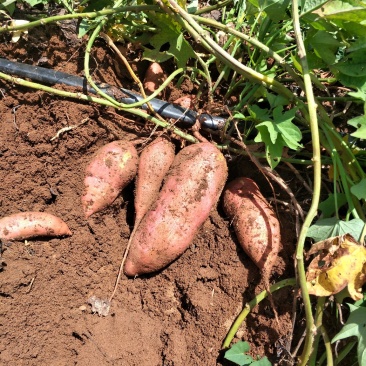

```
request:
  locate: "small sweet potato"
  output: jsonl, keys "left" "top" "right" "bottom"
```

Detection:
{"left": 0, "top": 212, "right": 72, "bottom": 241}
{"left": 143, "top": 62, "right": 166, "bottom": 95}
{"left": 222, "top": 177, "right": 281, "bottom": 279}
{"left": 134, "top": 136, "right": 175, "bottom": 226}
{"left": 124, "top": 142, "right": 228, "bottom": 276}
{"left": 81, "top": 141, "right": 138, "bottom": 218}
{"left": 173, "top": 95, "right": 194, "bottom": 110}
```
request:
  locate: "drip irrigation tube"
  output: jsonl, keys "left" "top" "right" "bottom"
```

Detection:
{"left": 0, "top": 58, "right": 227, "bottom": 130}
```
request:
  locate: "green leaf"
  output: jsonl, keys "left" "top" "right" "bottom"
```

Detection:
{"left": 348, "top": 89, "right": 366, "bottom": 101}
{"left": 0, "top": 0, "right": 16, "bottom": 14}
{"left": 249, "top": 105, "right": 271, "bottom": 120}
{"left": 224, "top": 341, "right": 252, "bottom": 365}
{"left": 272, "top": 107, "right": 302, "bottom": 150}
{"left": 337, "top": 72, "right": 366, "bottom": 92}
{"left": 300, "top": 0, "right": 328, "bottom": 15}
{"left": 309, "top": 30, "right": 341, "bottom": 65}
{"left": 267, "top": 93, "right": 289, "bottom": 108}
{"left": 24, "top": 0, "right": 48, "bottom": 6}
{"left": 332, "top": 304, "right": 366, "bottom": 366}
{"left": 255, "top": 122, "right": 282, "bottom": 169}
{"left": 258, "top": 0, "right": 291, "bottom": 22}
{"left": 318, "top": 193, "right": 347, "bottom": 218}
{"left": 256, "top": 120, "right": 278, "bottom": 145}
{"left": 143, "top": 13, "right": 195, "bottom": 67}
{"left": 348, "top": 37, "right": 366, "bottom": 53}
{"left": 254, "top": 106, "right": 302, "bottom": 169}
{"left": 251, "top": 357, "right": 272, "bottom": 366}
{"left": 325, "top": 7, "right": 366, "bottom": 23}
{"left": 78, "top": 18, "right": 100, "bottom": 38}
{"left": 348, "top": 115, "right": 366, "bottom": 138}
{"left": 320, "top": 2, "right": 366, "bottom": 35}
{"left": 224, "top": 341, "right": 272, "bottom": 366}
{"left": 351, "top": 178, "right": 366, "bottom": 200}
{"left": 334, "top": 61, "right": 366, "bottom": 78}
{"left": 187, "top": 0, "right": 198, "bottom": 13}
{"left": 307, "top": 217, "right": 365, "bottom": 242}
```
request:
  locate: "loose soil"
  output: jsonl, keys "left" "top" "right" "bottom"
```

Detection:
{"left": 0, "top": 22, "right": 305, "bottom": 366}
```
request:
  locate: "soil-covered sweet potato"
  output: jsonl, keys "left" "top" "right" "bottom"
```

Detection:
{"left": 0, "top": 212, "right": 72, "bottom": 241}
{"left": 222, "top": 177, "right": 281, "bottom": 279}
{"left": 81, "top": 141, "right": 138, "bottom": 218}
{"left": 143, "top": 62, "right": 166, "bottom": 95}
{"left": 124, "top": 142, "right": 228, "bottom": 276}
{"left": 134, "top": 136, "right": 175, "bottom": 226}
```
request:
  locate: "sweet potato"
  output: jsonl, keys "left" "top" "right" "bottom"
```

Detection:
{"left": 143, "top": 62, "right": 166, "bottom": 95}
{"left": 124, "top": 142, "right": 228, "bottom": 276}
{"left": 222, "top": 177, "right": 281, "bottom": 279}
{"left": 81, "top": 141, "right": 138, "bottom": 218}
{"left": 134, "top": 136, "right": 175, "bottom": 226}
{"left": 173, "top": 95, "right": 194, "bottom": 110}
{"left": 0, "top": 212, "right": 72, "bottom": 241}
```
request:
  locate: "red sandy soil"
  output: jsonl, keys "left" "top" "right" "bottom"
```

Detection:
{"left": 0, "top": 22, "right": 303, "bottom": 366}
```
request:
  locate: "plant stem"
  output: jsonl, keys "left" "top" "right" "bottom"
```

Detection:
{"left": 194, "top": 0, "right": 232, "bottom": 15}
{"left": 292, "top": 1, "right": 320, "bottom": 364}
{"left": 0, "top": 72, "right": 198, "bottom": 143}
{"left": 320, "top": 325, "right": 334, "bottom": 366}
{"left": 192, "top": 14, "right": 305, "bottom": 90}
{"left": 0, "top": 5, "right": 161, "bottom": 34}
{"left": 222, "top": 278, "right": 297, "bottom": 349}
{"left": 159, "top": 0, "right": 299, "bottom": 103}
{"left": 84, "top": 20, "right": 120, "bottom": 106}
{"left": 308, "top": 297, "right": 326, "bottom": 366}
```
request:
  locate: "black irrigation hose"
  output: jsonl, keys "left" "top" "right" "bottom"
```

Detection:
{"left": 0, "top": 58, "right": 227, "bottom": 130}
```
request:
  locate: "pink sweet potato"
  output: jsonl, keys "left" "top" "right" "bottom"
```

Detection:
{"left": 0, "top": 212, "right": 72, "bottom": 241}
{"left": 143, "top": 62, "right": 166, "bottom": 95}
{"left": 124, "top": 142, "right": 228, "bottom": 276}
{"left": 81, "top": 140, "right": 138, "bottom": 218}
{"left": 222, "top": 177, "right": 281, "bottom": 279}
{"left": 173, "top": 95, "right": 194, "bottom": 110}
{"left": 134, "top": 136, "right": 175, "bottom": 226}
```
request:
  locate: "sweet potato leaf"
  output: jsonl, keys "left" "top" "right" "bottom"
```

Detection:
{"left": 299, "top": 0, "right": 328, "bottom": 15}
{"left": 142, "top": 13, "right": 195, "bottom": 67}
{"left": 307, "top": 217, "right": 365, "bottom": 242}
{"left": 348, "top": 115, "right": 366, "bottom": 139}
{"left": 224, "top": 341, "right": 272, "bottom": 366}
{"left": 257, "top": 0, "right": 290, "bottom": 22}
{"left": 318, "top": 193, "right": 347, "bottom": 218}
{"left": 351, "top": 178, "right": 366, "bottom": 200}
{"left": 309, "top": 30, "right": 341, "bottom": 65}
{"left": 254, "top": 106, "right": 302, "bottom": 168}
{"left": 332, "top": 304, "right": 366, "bottom": 366}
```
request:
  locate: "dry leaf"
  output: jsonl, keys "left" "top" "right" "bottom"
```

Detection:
{"left": 306, "top": 234, "right": 366, "bottom": 300}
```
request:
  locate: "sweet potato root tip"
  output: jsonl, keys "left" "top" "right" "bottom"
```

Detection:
{"left": 222, "top": 177, "right": 281, "bottom": 276}
{"left": 124, "top": 142, "right": 228, "bottom": 276}
{"left": 0, "top": 212, "right": 72, "bottom": 241}
{"left": 81, "top": 141, "right": 139, "bottom": 218}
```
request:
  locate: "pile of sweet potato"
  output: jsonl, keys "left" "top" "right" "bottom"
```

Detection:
{"left": 0, "top": 136, "right": 281, "bottom": 280}
{"left": 0, "top": 61, "right": 281, "bottom": 280}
